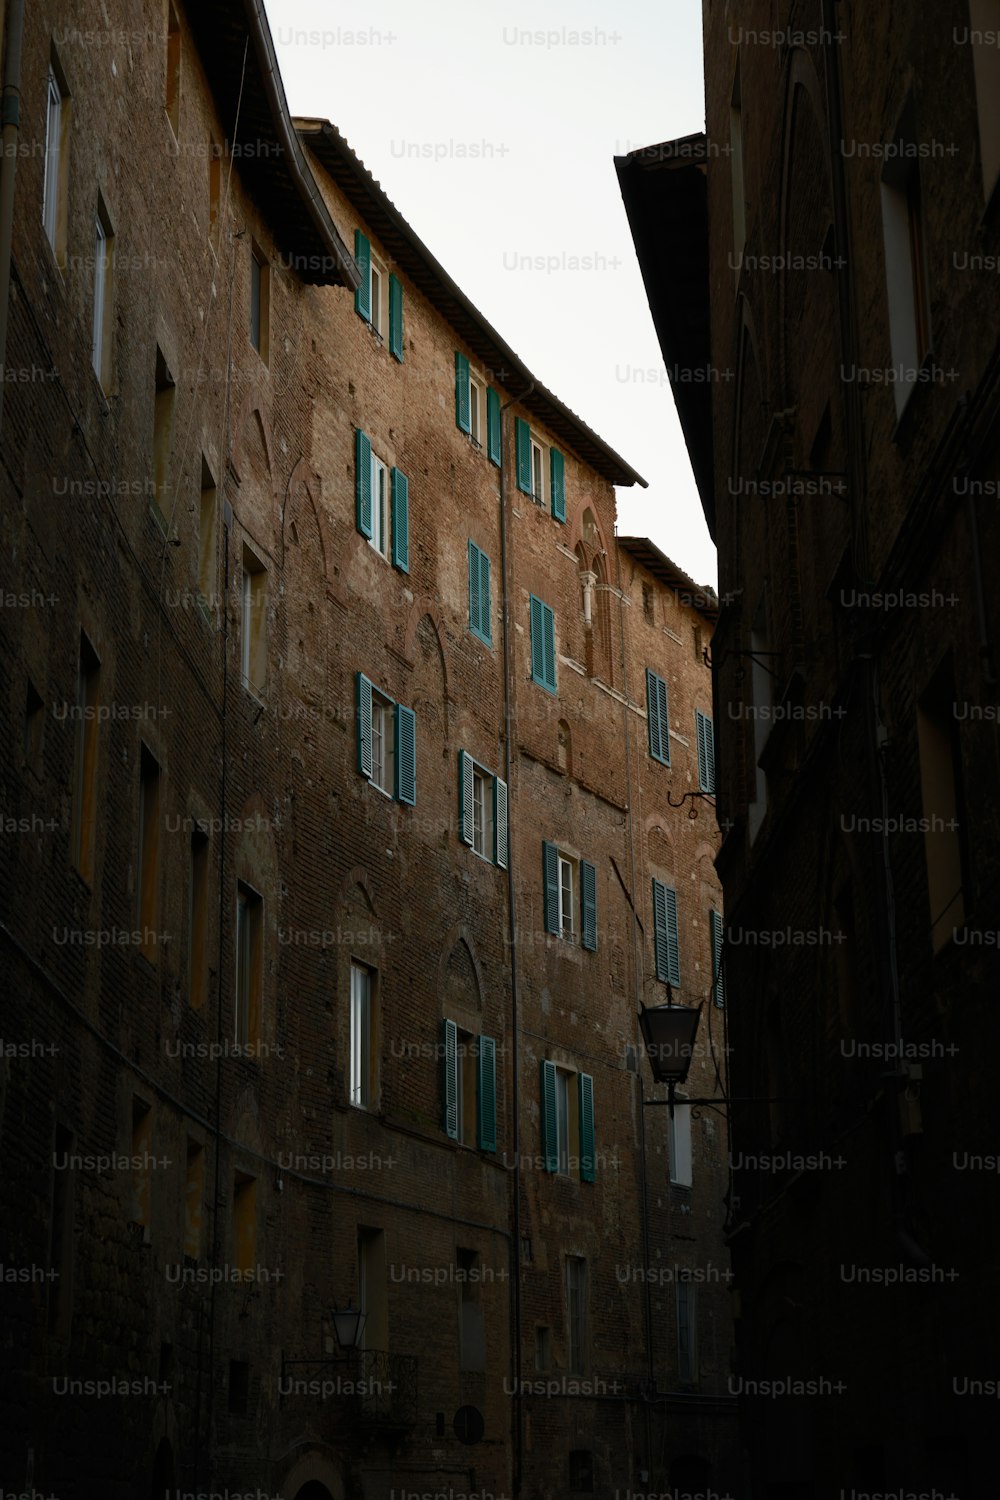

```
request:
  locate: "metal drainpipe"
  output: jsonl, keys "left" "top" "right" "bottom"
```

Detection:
{"left": 0, "top": 0, "right": 26, "bottom": 435}
{"left": 499, "top": 381, "right": 532, "bottom": 1500}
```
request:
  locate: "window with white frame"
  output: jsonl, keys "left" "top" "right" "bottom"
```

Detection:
{"left": 370, "top": 688, "right": 395, "bottom": 797}
{"left": 43, "top": 62, "right": 68, "bottom": 259}
{"left": 370, "top": 453, "right": 389, "bottom": 557}
{"left": 555, "top": 1067, "right": 571, "bottom": 1174}
{"left": 350, "top": 962, "right": 374, "bottom": 1108}
{"left": 531, "top": 435, "right": 546, "bottom": 505}
{"left": 558, "top": 853, "right": 577, "bottom": 941}
{"left": 369, "top": 253, "right": 386, "bottom": 337}
{"left": 91, "top": 204, "right": 114, "bottom": 387}
{"left": 469, "top": 375, "right": 483, "bottom": 445}
{"left": 471, "top": 764, "right": 494, "bottom": 859}
{"left": 668, "top": 1099, "right": 692, "bottom": 1186}
{"left": 240, "top": 548, "right": 267, "bottom": 696}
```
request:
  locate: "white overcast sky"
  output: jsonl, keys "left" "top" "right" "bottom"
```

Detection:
{"left": 266, "top": 0, "right": 714, "bottom": 587}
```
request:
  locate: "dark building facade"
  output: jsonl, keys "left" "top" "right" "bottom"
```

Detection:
{"left": 618, "top": 2, "right": 1000, "bottom": 1495}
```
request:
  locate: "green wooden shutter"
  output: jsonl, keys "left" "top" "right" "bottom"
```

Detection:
{"left": 395, "top": 703, "right": 416, "bottom": 805}
{"left": 455, "top": 352, "right": 471, "bottom": 433}
{"left": 543, "top": 603, "right": 556, "bottom": 691}
{"left": 458, "top": 751, "right": 474, "bottom": 846}
{"left": 697, "top": 711, "right": 715, "bottom": 793}
{"left": 515, "top": 417, "right": 532, "bottom": 494}
{"left": 443, "top": 1018, "right": 459, "bottom": 1139}
{"left": 391, "top": 468, "right": 409, "bottom": 572}
{"left": 550, "top": 448, "right": 566, "bottom": 522}
{"left": 388, "top": 272, "right": 403, "bottom": 360}
{"left": 355, "top": 430, "right": 372, "bottom": 539}
{"left": 541, "top": 1058, "right": 558, "bottom": 1172}
{"left": 581, "top": 860, "right": 597, "bottom": 952}
{"left": 647, "top": 669, "right": 670, "bottom": 765}
{"left": 494, "top": 775, "right": 508, "bottom": 869}
{"left": 653, "top": 879, "right": 680, "bottom": 985}
{"left": 530, "top": 595, "right": 545, "bottom": 683}
{"left": 578, "top": 1072, "right": 595, "bottom": 1182}
{"left": 543, "top": 840, "right": 559, "bottom": 934}
{"left": 711, "top": 909, "right": 725, "bottom": 1007}
{"left": 356, "top": 673, "right": 373, "bottom": 779}
{"left": 478, "top": 1035, "right": 497, "bottom": 1152}
{"left": 479, "top": 549, "right": 492, "bottom": 644}
{"left": 468, "top": 541, "right": 480, "bottom": 637}
{"left": 487, "top": 387, "right": 501, "bottom": 465}
{"left": 354, "top": 230, "right": 371, "bottom": 320}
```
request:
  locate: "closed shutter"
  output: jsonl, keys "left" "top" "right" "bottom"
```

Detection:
{"left": 458, "top": 751, "right": 474, "bottom": 846}
{"left": 647, "top": 669, "right": 670, "bottom": 765}
{"left": 697, "top": 711, "right": 715, "bottom": 793}
{"left": 391, "top": 468, "right": 409, "bottom": 572}
{"left": 478, "top": 1035, "right": 497, "bottom": 1152}
{"left": 388, "top": 272, "right": 403, "bottom": 360}
{"left": 479, "top": 549, "right": 491, "bottom": 643}
{"left": 395, "top": 704, "right": 416, "bottom": 805}
{"left": 531, "top": 597, "right": 556, "bottom": 692}
{"left": 494, "top": 775, "right": 508, "bottom": 869}
{"left": 550, "top": 448, "right": 566, "bottom": 522}
{"left": 515, "top": 417, "right": 532, "bottom": 494}
{"left": 354, "top": 230, "right": 371, "bottom": 320}
{"left": 578, "top": 1072, "right": 595, "bottom": 1182}
{"left": 543, "top": 841, "right": 559, "bottom": 934}
{"left": 443, "top": 1018, "right": 459, "bottom": 1139}
{"left": 455, "top": 352, "right": 471, "bottom": 433}
{"left": 653, "top": 879, "right": 680, "bottom": 986}
{"left": 355, "top": 430, "right": 373, "bottom": 539}
{"left": 540, "top": 1058, "right": 558, "bottom": 1172}
{"left": 711, "top": 909, "right": 725, "bottom": 1007}
{"left": 581, "top": 860, "right": 597, "bottom": 952}
{"left": 487, "top": 387, "right": 501, "bottom": 465}
{"left": 356, "top": 673, "right": 373, "bottom": 779}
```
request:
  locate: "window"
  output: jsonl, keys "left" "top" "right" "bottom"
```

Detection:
{"left": 459, "top": 752, "right": 507, "bottom": 866}
{"left": 184, "top": 1140, "right": 204, "bottom": 1258}
{"left": 668, "top": 1099, "right": 692, "bottom": 1186}
{"left": 354, "top": 231, "right": 400, "bottom": 354}
{"left": 469, "top": 375, "right": 483, "bottom": 444}
{"left": 250, "top": 243, "right": 269, "bottom": 363}
{"left": 646, "top": 669, "right": 671, "bottom": 764}
{"left": 358, "top": 1227, "right": 388, "bottom": 1350}
{"left": 235, "top": 882, "right": 263, "bottom": 1048}
{"left": 198, "top": 457, "right": 217, "bottom": 605}
{"left": 970, "top": 0, "right": 1000, "bottom": 199}
{"left": 165, "top": 2, "right": 180, "bottom": 136}
{"left": 696, "top": 710, "right": 715, "bottom": 793}
{"left": 566, "top": 1257, "right": 587, "bottom": 1374}
{"left": 356, "top": 675, "right": 416, "bottom": 805}
{"left": 535, "top": 1326, "right": 551, "bottom": 1372}
{"left": 514, "top": 419, "right": 565, "bottom": 518}
{"left": 468, "top": 540, "right": 492, "bottom": 644}
{"left": 23, "top": 679, "right": 44, "bottom": 774}
{"left": 880, "top": 105, "right": 931, "bottom": 417}
{"left": 208, "top": 137, "right": 222, "bottom": 243}
{"left": 542, "top": 842, "right": 597, "bottom": 950}
{"left": 43, "top": 57, "right": 70, "bottom": 265}
{"left": 642, "top": 583, "right": 654, "bottom": 624}
{"left": 676, "top": 1283, "right": 697, "bottom": 1387}
{"left": 91, "top": 199, "right": 114, "bottom": 389}
{"left": 240, "top": 547, "right": 267, "bottom": 695}
{"left": 232, "top": 1172, "right": 256, "bottom": 1275}
{"left": 153, "top": 346, "right": 175, "bottom": 529}
{"left": 71, "top": 631, "right": 100, "bottom": 883}
{"left": 369, "top": 255, "right": 385, "bottom": 336}
{"left": 530, "top": 594, "right": 557, "bottom": 693}
{"left": 918, "top": 666, "right": 968, "bottom": 952}
{"left": 189, "top": 830, "right": 209, "bottom": 1008}
{"left": 730, "top": 60, "right": 746, "bottom": 259}
{"left": 443, "top": 1021, "right": 498, "bottom": 1151}
{"left": 355, "top": 430, "right": 409, "bottom": 571}
{"left": 710, "top": 909, "right": 725, "bottom": 1008}
{"left": 137, "top": 746, "right": 161, "bottom": 962}
{"left": 350, "top": 962, "right": 375, "bottom": 1108}
{"left": 531, "top": 437, "right": 545, "bottom": 504}
{"left": 540, "top": 1060, "right": 596, "bottom": 1181}
{"left": 458, "top": 1248, "right": 485, "bottom": 1371}
{"left": 130, "top": 1097, "right": 152, "bottom": 1237}
{"left": 456, "top": 355, "right": 500, "bottom": 460}
{"left": 652, "top": 879, "right": 680, "bottom": 986}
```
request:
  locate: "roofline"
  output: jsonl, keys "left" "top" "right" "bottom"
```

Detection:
{"left": 296, "top": 117, "right": 648, "bottom": 489}
{"left": 617, "top": 535, "right": 718, "bottom": 621}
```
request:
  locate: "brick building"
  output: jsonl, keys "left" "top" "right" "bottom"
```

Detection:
{"left": 618, "top": 1, "right": 1000, "bottom": 1494}
{"left": 0, "top": 0, "right": 737, "bottom": 1495}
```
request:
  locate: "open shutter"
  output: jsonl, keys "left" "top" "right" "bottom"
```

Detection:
{"left": 578, "top": 1072, "right": 595, "bottom": 1182}
{"left": 443, "top": 1018, "right": 459, "bottom": 1139}
{"left": 581, "top": 860, "right": 597, "bottom": 952}
{"left": 543, "top": 603, "right": 556, "bottom": 691}
{"left": 541, "top": 1058, "right": 558, "bottom": 1172}
{"left": 494, "top": 775, "right": 508, "bottom": 869}
{"left": 711, "top": 909, "right": 725, "bottom": 1007}
{"left": 395, "top": 704, "right": 416, "bottom": 805}
{"left": 388, "top": 272, "right": 403, "bottom": 360}
{"left": 391, "top": 468, "right": 409, "bottom": 572}
{"left": 550, "top": 448, "right": 566, "bottom": 522}
{"left": 355, "top": 430, "right": 373, "bottom": 539}
{"left": 468, "top": 541, "right": 480, "bottom": 636}
{"left": 479, "top": 549, "right": 491, "bottom": 643}
{"left": 653, "top": 879, "right": 680, "bottom": 985}
{"left": 354, "top": 230, "right": 371, "bottom": 320}
{"left": 455, "top": 352, "right": 471, "bottom": 432}
{"left": 356, "top": 673, "right": 373, "bottom": 779}
{"left": 478, "top": 1035, "right": 497, "bottom": 1152}
{"left": 543, "top": 840, "right": 559, "bottom": 934}
{"left": 487, "top": 387, "right": 501, "bottom": 465}
{"left": 530, "top": 595, "right": 545, "bottom": 683}
{"left": 458, "top": 751, "right": 474, "bottom": 846}
{"left": 515, "top": 417, "right": 532, "bottom": 494}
